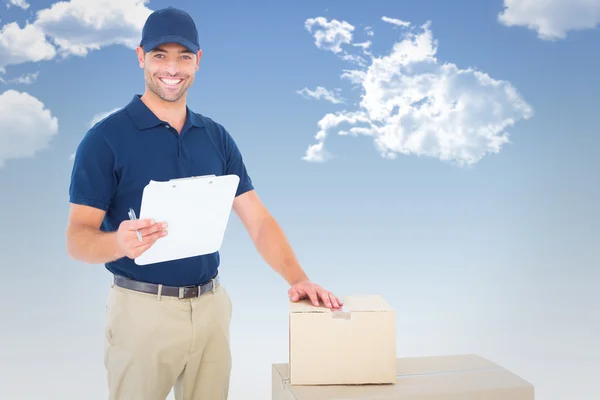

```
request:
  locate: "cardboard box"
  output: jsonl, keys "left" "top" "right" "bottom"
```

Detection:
{"left": 272, "top": 354, "right": 535, "bottom": 400}
{"left": 288, "top": 295, "right": 396, "bottom": 385}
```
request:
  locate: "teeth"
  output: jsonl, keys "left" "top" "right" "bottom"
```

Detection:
{"left": 161, "top": 78, "right": 181, "bottom": 85}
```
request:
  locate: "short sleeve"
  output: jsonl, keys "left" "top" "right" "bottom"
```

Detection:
{"left": 223, "top": 129, "right": 254, "bottom": 197}
{"left": 69, "top": 129, "right": 117, "bottom": 211}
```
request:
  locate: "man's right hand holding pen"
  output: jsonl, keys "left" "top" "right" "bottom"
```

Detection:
{"left": 116, "top": 218, "right": 168, "bottom": 259}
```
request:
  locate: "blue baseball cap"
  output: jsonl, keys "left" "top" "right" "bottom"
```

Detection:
{"left": 140, "top": 7, "right": 200, "bottom": 54}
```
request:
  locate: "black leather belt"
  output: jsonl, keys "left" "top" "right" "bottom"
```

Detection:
{"left": 113, "top": 274, "right": 219, "bottom": 299}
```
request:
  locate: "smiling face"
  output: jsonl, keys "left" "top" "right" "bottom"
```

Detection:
{"left": 136, "top": 42, "right": 201, "bottom": 104}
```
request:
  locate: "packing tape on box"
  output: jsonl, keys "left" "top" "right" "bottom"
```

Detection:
{"left": 331, "top": 306, "right": 351, "bottom": 319}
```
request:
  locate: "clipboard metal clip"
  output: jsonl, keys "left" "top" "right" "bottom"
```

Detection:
{"left": 168, "top": 174, "right": 216, "bottom": 187}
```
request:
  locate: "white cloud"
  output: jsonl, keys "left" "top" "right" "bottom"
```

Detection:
{"left": 303, "top": 141, "right": 330, "bottom": 163}
{"left": 0, "top": 90, "right": 58, "bottom": 168}
{"left": 382, "top": 16, "right": 410, "bottom": 27}
{"left": 9, "top": 71, "right": 38, "bottom": 84}
{"left": 34, "top": 0, "right": 153, "bottom": 57}
{"left": 304, "top": 17, "right": 354, "bottom": 54}
{"left": 0, "top": 0, "right": 152, "bottom": 69}
{"left": 8, "top": 0, "right": 29, "bottom": 10}
{"left": 304, "top": 16, "right": 372, "bottom": 68}
{"left": 339, "top": 69, "right": 366, "bottom": 86}
{"left": 498, "top": 0, "right": 600, "bottom": 40}
{"left": 297, "top": 86, "right": 345, "bottom": 104}
{"left": 0, "top": 68, "right": 39, "bottom": 84}
{"left": 0, "top": 22, "right": 56, "bottom": 68}
{"left": 302, "top": 110, "right": 371, "bottom": 163}
{"left": 301, "top": 18, "right": 533, "bottom": 166}
{"left": 352, "top": 41, "right": 371, "bottom": 50}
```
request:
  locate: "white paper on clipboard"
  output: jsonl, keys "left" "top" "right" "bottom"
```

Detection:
{"left": 134, "top": 174, "right": 240, "bottom": 266}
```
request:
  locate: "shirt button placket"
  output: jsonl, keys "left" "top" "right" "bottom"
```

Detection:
{"left": 165, "top": 124, "right": 180, "bottom": 157}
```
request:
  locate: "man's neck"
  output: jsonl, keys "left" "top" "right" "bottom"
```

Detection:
{"left": 140, "top": 91, "right": 187, "bottom": 130}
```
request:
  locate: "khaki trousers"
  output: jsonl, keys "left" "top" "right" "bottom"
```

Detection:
{"left": 104, "top": 279, "right": 233, "bottom": 400}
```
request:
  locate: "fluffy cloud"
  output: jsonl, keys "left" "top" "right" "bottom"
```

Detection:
{"left": 301, "top": 18, "right": 533, "bottom": 166}
{"left": 9, "top": 71, "right": 38, "bottom": 84}
{"left": 303, "top": 16, "right": 370, "bottom": 68}
{"left": 7, "top": 0, "right": 30, "bottom": 10}
{"left": 498, "top": 0, "right": 600, "bottom": 40}
{"left": 0, "top": 22, "right": 56, "bottom": 68}
{"left": 304, "top": 17, "right": 354, "bottom": 54}
{"left": 0, "top": 71, "right": 39, "bottom": 85}
{"left": 0, "top": 90, "right": 58, "bottom": 168}
{"left": 297, "top": 86, "right": 345, "bottom": 104}
{"left": 0, "top": 0, "right": 152, "bottom": 69}
{"left": 34, "top": 0, "right": 152, "bottom": 57}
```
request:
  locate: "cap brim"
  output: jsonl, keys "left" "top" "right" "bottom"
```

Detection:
{"left": 142, "top": 35, "right": 199, "bottom": 53}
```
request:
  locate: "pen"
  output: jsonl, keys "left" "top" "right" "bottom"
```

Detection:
{"left": 128, "top": 207, "right": 143, "bottom": 242}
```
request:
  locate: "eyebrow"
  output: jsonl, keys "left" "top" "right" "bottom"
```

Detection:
{"left": 151, "top": 47, "right": 194, "bottom": 54}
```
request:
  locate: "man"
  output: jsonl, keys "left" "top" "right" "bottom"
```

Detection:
{"left": 65, "top": 6, "right": 342, "bottom": 400}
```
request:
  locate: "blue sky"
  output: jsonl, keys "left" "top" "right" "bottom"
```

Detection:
{"left": 1, "top": 0, "right": 599, "bottom": 399}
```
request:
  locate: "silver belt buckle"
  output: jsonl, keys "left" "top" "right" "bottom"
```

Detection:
{"left": 178, "top": 287, "right": 185, "bottom": 299}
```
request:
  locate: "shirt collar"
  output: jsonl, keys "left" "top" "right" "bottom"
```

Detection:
{"left": 125, "top": 95, "right": 204, "bottom": 130}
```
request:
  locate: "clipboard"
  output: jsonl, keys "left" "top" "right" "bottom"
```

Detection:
{"left": 134, "top": 174, "right": 240, "bottom": 266}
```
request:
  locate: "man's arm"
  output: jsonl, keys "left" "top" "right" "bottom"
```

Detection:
{"left": 65, "top": 204, "right": 125, "bottom": 264}
{"left": 65, "top": 204, "right": 165, "bottom": 264}
{"left": 232, "top": 190, "right": 309, "bottom": 286}
{"left": 233, "top": 189, "right": 342, "bottom": 308}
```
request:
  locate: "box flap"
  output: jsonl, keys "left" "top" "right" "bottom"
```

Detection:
{"left": 289, "top": 295, "right": 393, "bottom": 313}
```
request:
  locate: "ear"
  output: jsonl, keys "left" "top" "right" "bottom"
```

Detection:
{"left": 195, "top": 49, "right": 202, "bottom": 70}
{"left": 136, "top": 46, "right": 145, "bottom": 68}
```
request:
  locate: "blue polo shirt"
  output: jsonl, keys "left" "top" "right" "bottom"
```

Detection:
{"left": 69, "top": 95, "right": 254, "bottom": 287}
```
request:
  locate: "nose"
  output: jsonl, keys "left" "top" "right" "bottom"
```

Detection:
{"left": 165, "top": 59, "right": 180, "bottom": 75}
